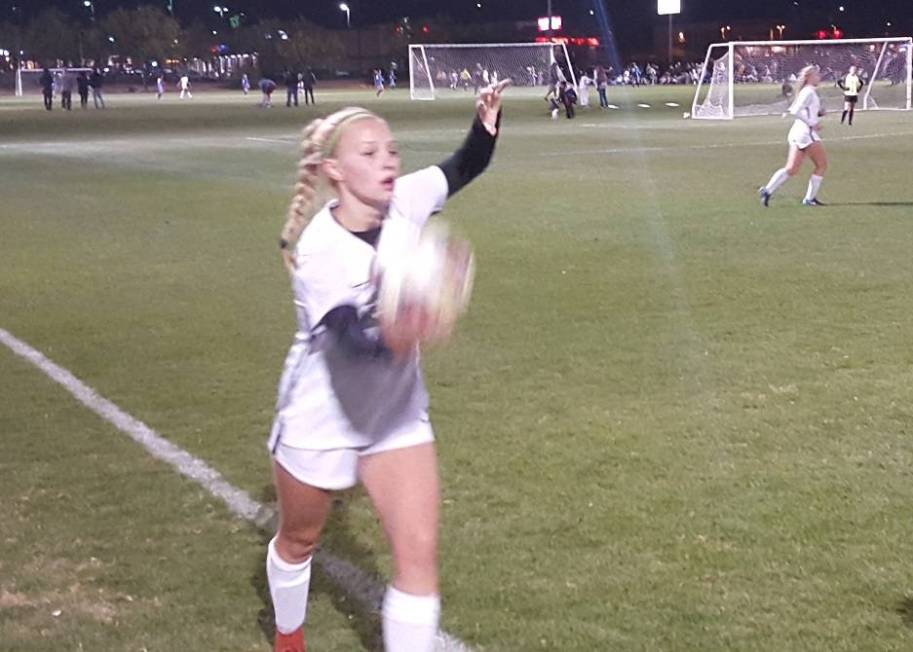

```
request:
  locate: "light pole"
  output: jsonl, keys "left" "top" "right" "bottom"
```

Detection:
{"left": 776, "top": 24, "right": 786, "bottom": 39}
{"left": 83, "top": 0, "right": 95, "bottom": 21}
{"left": 213, "top": 5, "right": 228, "bottom": 19}
{"left": 339, "top": 3, "right": 351, "bottom": 28}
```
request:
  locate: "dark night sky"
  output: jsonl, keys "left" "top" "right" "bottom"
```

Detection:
{"left": 2, "top": 0, "right": 910, "bottom": 36}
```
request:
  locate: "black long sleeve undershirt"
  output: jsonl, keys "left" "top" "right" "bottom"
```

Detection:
{"left": 438, "top": 111, "right": 502, "bottom": 197}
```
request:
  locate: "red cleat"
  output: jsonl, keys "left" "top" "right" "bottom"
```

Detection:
{"left": 274, "top": 628, "right": 305, "bottom": 652}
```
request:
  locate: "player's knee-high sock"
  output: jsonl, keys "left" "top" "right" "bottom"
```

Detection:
{"left": 849, "top": 106, "right": 855, "bottom": 125}
{"left": 841, "top": 110, "right": 848, "bottom": 124}
{"left": 765, "top": 168, "right": 791, "bottom": 195}
{"left": 804, "top": 174, "right": 824, "bottom": 202}
{"left": 267, "top": 537, "right": 312, "bottom": 634}
{"left": 382, "top": 586, "right": 441, "bottom": 652}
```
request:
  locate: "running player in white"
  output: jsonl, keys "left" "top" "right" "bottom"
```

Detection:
{"left": 759, "top": 65, "right": 828, "bottom": 207}
{"left": 178, "top": 74, "right": 192, "bottom": 99}
{"left": 266, "top": 80, "right": 509, "bottom": 652}
{"left": 838, "top": 65, "right": 865, "bottom": 126}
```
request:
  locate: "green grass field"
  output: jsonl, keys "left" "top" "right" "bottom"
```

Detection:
{"left": 3, "top": 85, "right": 913, "bottom": 651}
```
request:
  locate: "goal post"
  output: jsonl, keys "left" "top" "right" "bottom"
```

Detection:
{"left": 408, "top": 42, "right": 576, "bottom": 101}
{"left": 691, "top": 37, "right": 913, "bottom": 120}
{"left": 15, "top": 67, "right": 94, "bottom": 97}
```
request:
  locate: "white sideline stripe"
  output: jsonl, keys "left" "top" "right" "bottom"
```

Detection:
{"left": 0, "top": 327, "right": 472, "bottom": 652}
{"left": 546, "top": 130, "right": 913, "bottom": 157}
{"left": 246, "top": 136, "right": 299, "bottom": 144}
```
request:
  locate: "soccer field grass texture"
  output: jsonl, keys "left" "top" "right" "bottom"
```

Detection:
{"left": 2, "top": 87, "right": 913, "bottom": 651}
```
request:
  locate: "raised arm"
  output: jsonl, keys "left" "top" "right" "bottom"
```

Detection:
{"left": 438, "top": 80, "right": 509, "bottom": 197}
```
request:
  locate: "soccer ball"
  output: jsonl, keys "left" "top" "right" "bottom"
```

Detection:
{"left": 376, "top": 221, "right": 475, "bottom": 345}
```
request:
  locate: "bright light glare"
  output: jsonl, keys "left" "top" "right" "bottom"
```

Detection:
{"left": 657, "top": 0, "right": 681, "bottom": 15}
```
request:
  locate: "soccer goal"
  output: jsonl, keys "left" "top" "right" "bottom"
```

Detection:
{"left": 692, "top": 37, "right": 913, "bottom": 119}
{"left": 408, "top": 42, "right": 576, "bottom": 101}
{"left": 15, "top": 67, "right": 94, "bottom": 97}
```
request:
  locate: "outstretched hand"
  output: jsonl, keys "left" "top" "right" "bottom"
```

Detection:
{"left": 477, "top": 79, "right": 511, "bottom": 136}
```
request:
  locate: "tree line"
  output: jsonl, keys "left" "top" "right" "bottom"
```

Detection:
{"left": 0, "top": 5, "right": 348, "bottom": 73}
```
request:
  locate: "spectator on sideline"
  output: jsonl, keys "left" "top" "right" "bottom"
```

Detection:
{"left": 302, "top": 68, "right": 316, "bottom": 105}
{"left": 60, "top": 68, "right": 75, "bottom": 111}
{"left": 39, "top": 68, "right": 53, "bottom": 111}
{"left": 285, "top": 69, "right": 299, "bottom": 107}
{"left": 241, "top": 73, "right": 251, "bottom": 95}
{"left": 89, "top": 68, "right": 106, "bottom": 109}
{"left": 594, "top": 65, "right": 609, "bottom": 108}
{"left": 76, "top": 71, "right": 90, "bottom": 109}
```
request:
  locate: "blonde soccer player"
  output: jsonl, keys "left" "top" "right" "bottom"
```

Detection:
{"left": 838, "top": 64, "right": 865, "bottom": 126}
{"left": 265, "top": 80, "right": 509, "bottom": 652}
{"left": 759, "top": 65, "right": 828, "bottom": 207}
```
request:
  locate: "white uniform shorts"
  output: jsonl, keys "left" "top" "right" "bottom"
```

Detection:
{"left": 271, "top": 420, "right": 434, "bottom": 491}
{"left": 788, "top": 122, "right": 821, "bottom": 150}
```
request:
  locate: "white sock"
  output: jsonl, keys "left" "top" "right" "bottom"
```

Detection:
{"left": 804, "top": 174, "right": 823, "bottom": 201}
{"left": 765, "top": 167, "right": 791, "bottom": 194}
{"left": 267, "top": 537, "right": 312, "bottom": 635}
{"left": 382, "top": 586, "right": 441, "bottom": 652}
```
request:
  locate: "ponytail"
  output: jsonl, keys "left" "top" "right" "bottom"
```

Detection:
{"left": 279, "top": 107, "right": 379, "bottom": 272}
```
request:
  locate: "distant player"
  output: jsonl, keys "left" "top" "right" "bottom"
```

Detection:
{"left": 837, "top": 65, "right": 865, "bottom": 125}
{"left": 259, "top": 77, "right": 277, "bottom": 107}
{"left": 241, "top": 73, "right": 251, "bottom": 95}
{"left": 759, "top": 65, "right": 828, "bottom": 207}
{"left": 559, "top": 80, "right": 577, "bottom": 119}
{"left": 374, "top": 69, "right": 385, "bottom": 97}
{"left": 156, "top": 73, "right": 165, "bottom": 100}
{"left": 178, "top": 74, "right": 192, "bottom": 99}
{"left": 266, "top": 80, "right": 508, "bottom": 652}
{"left": 577, "top": 70, "right": 592, "bottom": 108}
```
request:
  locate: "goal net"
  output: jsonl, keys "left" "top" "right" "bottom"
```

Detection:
{"left": 692, "top": 38, "right": 912, "bottom": 119}
{"left": 15, "top": 67, "right": 94, "bottom": 97}
{"left": 409, "top": 42, "right": 576, "bottom": 101}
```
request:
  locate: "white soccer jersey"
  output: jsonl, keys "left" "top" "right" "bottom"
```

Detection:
{"left": 269, "top": 166, "right": 449, "bottom": 451}
{"left": 789, "top": 85, "right": 821, "bottom": 129}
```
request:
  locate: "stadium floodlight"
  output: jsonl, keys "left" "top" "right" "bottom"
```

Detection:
{"left": 658, "top": 0, "right": 681, "bottom": 63}
{"left": 213, "top": 5, "right": 228, "bottom": 18}
{"left": 339, "top": 3, "right": 350, "bottom": 28}
{"left": 692, "top": 37, "right": 913, "bottom": 119}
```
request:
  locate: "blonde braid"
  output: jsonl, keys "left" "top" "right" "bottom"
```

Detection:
{"left": 279, "top": 107, "right": 380, "bottom": 272}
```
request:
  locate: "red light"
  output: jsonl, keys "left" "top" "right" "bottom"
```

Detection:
{"left": 817, "top": 30, "right": 828, "bottom": 39}
{"left": 833, "top": 28, "right": 843, "bottom": 38}
{"left": 534, "top": 35, "right": 598, "bottom": 46}
{"left": 422, "top": 25, "right": 429, "bottom": 33}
